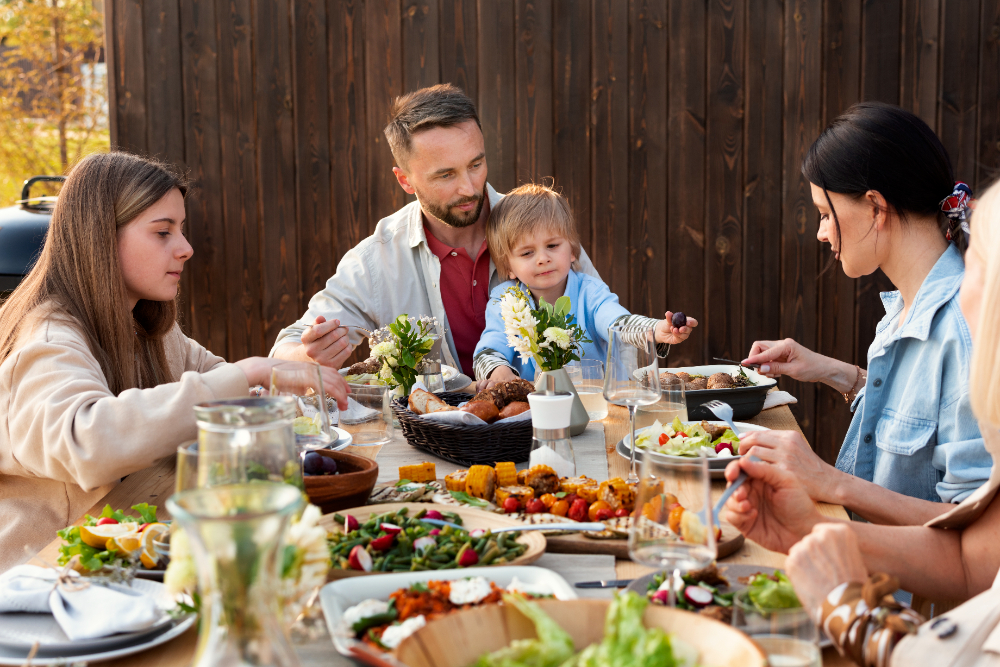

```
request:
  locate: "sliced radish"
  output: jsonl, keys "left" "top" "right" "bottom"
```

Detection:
{"left": 342, "top": 515, "right": 359, "bottom": 532}
{"left": 413, "top": 536, "right": 436, "bottom": 552}
{"left": 458, "top": 549, "right": 479, "bottom": 567}
{"left": 380, "top": 522, "right": 403, "bottom": 535}
{"left": 651, "top": 590, "right": 670, "bottom": 605}
{"left": 469, "top": 528, "right": 486, "bottom": 538}
{"left": 429, "top": 529, "right": 441, "bottom": 536}
{"left": 348, "top": 545, "right": 372, "bottom": 571}
{"left": 423, "top": 510, "right": 444, "bottom": 521}
{"left": 370, "top": 534, "right": 395, "bottom": 551}
{"left": 683, "top": 585, "right": 714, "bottom": 608}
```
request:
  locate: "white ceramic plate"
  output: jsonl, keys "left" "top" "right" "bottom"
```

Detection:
{"left": 320, "top": 566, "right": 576, "bottom": 657}
{"left": 441, "top": 364, "right": 458, "bottom": 381}
{"left": 0, "top": 614, "right": 195, "bottom": 666}
{"left": 617, "top": 421, "right": 769, "bottom": 478}
{"left": 330, "top": 425, "right": 353, "bottom": 450}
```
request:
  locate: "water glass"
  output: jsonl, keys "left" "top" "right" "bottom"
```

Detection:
{"left": 565, "top": 359, "right": 608, "bottom": 421}
{"left": 176, "top": 439, "right": 304, "bottom": 493}
{"left": 636, "top": 374, "right": 687, "bottom": 430}
{"left": 340, "top": 384, "right": 394, "bottom": 446}
{"left": 269, "top": 361, "right": 334, "bottom": 451}
{"left": 732, "top": 591, "right": 821, "bottom": 667}
{"left": 604, "top": 325, "right": 661, "bottom": 483}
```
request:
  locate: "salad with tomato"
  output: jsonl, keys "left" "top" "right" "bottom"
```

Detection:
{"left": 634, "top": 417, "right": 741, "bottom": 458}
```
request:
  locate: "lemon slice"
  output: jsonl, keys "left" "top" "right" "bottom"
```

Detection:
{"left": 106, "top": 532, "right": 142, "bottom": 554}
{"left": 139, "top": 523, "right": 168, "bottom": 569}
{"left": 79, "top": 522, "right": 140, "bottom": 549}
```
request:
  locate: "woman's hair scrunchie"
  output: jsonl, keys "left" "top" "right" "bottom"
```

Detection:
{"left": 940, "top": 181, "right": 973, "bottom": 244}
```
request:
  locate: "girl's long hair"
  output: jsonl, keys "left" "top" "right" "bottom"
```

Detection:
{"left": 0, "top": 152, "right": 187, "bottom": 394}
{"left": 969, "top": 179, "right": 1000, "bottom": 428}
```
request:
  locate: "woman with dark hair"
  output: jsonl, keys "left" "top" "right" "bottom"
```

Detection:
{"left": 0, "top": 152, "right": 350, "bottom": 572}
{"left": 739, "top": 102, "right": 987, "bottom": 526}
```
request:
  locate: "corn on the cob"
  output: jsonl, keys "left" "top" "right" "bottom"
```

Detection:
{"left": 445, "top": 469, "right": 469, "bottom": 492}
{"left": 525, "top": 464, "right": 560, "bottom": 495}
{"left": 516, "top": 469, "right": 528, "bottom": 485}
{"left": 495, "top": 485, "right": 535, "bottom": 507}
{"left": 598, "top": 477, "right": 636, "bottom": 510}
{"left": 577, "top": 481, "right": 600, "bottom": 503}
{"left": 559, "top": 476, "right": 596, "bottom": 495}
{"left": 398, "top": 462, "right": 436, "bottom": 483}
{"left": 494, "top": 462, "right": 517, "bottom": 487}
{"left": 465, "top": 465, "right": 497, "bottom": 501}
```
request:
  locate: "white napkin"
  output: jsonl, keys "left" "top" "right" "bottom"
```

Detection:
{"left": 763, "top": 390, "right": 797, "bottom": 410}
{"left": 0, "top": 565, "right": 163, "bottom": 641}
{"left": 419, "top": 403, "right": 533, "bottom": 426}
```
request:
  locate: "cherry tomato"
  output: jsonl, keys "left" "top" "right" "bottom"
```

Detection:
{"left": 525, "top": 499, "right": 546, "bottom": 514}
{"left": 568, "top": 498, "right": 589, "bottom": 522}
{"left": 550, "top": 500, "right": 570, "bottom": 517}
{"left": 614, "top": 508, "right": 630, "bottom": 518}
{"left": 539, "top": 493, "right": 557, "bottom": 508}
{"left": 587, "top": 500, "right": 611, "bottom": 522}
{"left": 96, "top": 517, "right": 119, "bottom": 526}
{"left": 594, "top": 508, "right": 614, "bottom": 521}
{"left": 676, "top": 431, "right": 688, "bottom": 438}
{"left": 563, "top": 493, "right": 581, "bottom": 506}
{"left": 658, "top": 433, "right": 669, "bottom": 445}
{"left": 503, "top": 497, "right": 520, "bottom": 514}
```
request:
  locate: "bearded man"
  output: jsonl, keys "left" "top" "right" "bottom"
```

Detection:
{"left": 271, "top": 83, "right": 600, "bottom": 374}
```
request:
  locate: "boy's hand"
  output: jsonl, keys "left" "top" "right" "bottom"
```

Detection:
{"left": 655, "top": 312, "right": 698, "bottom": 345}
{"left": 476, "top": 365, "right": 519, "bottom": 392}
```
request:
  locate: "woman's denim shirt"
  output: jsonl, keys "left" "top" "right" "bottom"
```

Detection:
{"left": 836, "top": 244, "right": 989, "bottom": 503}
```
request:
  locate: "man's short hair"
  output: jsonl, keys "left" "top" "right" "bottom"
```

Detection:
{"left": 384, "top": 84, "right": 481, "bottom": 168}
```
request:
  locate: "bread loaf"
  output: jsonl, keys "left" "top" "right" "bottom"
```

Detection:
{"left": 459, "top": 400, "right": 500, "bottom": 423}
{"left": 498, "top": 401, "right": 529, "bottom": 420}
{"left": 408, "top": 388, "right": 455, "bottom": 415}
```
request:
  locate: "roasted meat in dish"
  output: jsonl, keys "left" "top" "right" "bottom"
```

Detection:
{"left": 686, "top": 377, "right": 709, "bottom": 390}
{"left": 707, "top": 372, "right": 736, "bottom": 389}
{"left": 346, "top": 357, "right": 381, "bottom": 375}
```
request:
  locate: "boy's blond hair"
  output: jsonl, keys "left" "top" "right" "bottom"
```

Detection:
{"left": 969, "top": 178, "right": 1000, "bottom": 429}
{"left": 487, "top": 183, "right": 582, "bottom": 279}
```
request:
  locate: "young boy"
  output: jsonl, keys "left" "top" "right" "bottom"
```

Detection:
{"left": 474, "top": 183, "right": 697, "bottom": 390}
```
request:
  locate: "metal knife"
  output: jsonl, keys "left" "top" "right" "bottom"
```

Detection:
{"left": 574, "top": 579, "right": 634, "bottom": 589}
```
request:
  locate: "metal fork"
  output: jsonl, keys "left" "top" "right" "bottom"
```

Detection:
{"left": 698, "top": 400, "right": 761, "bottom": 524}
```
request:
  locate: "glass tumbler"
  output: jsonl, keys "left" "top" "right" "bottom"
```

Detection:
{"left": 565, "top": 359, "right": 608, "bottom": 421}
{"left": 732, "top": 590, "right": 821, "bottom": 667}
{"left": 339, "top": 384, "right": 394, "bottom": 446}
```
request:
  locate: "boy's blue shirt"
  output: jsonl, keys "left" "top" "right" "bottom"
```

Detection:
{"left": 474, "top": 269, "right": 630, "bottom": 380}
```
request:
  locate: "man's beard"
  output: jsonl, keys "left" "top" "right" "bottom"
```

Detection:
{"left": 416, "top": 184, "right": 486, "bottom": 228}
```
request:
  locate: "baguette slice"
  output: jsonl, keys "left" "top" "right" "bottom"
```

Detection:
{"left": 408, "top": 388, "right": 455, "bottom": 415}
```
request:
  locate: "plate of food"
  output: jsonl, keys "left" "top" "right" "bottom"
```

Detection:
{"left": 396, "top": 591, "right": 766, "bottom": 667}
{"left": 341, "top": 360, "right": 460, "bottom": 385}
{"left": 55, "top": 504, "right": 170, "bottom": 580}
{"left": 662, "top": 364, "right": 777, "bottom": 420}
{"left": 319, "top": 503, "right": 546, "bottom": 579}
{"left": 321, "top": 566, "right": 575, "bottom": 656}
{"left": 617, "top": 419, "right": 769, "bottom": 478}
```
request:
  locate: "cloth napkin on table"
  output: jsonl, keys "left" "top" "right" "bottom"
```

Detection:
{"left": 0, "top": 565, "right": 162, "bottom": 641}
{"left": 762, "top": 390, "right": 798, "bottom": 410}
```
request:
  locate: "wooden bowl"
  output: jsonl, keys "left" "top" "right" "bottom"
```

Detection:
{"left": 303, "top": 450, "right": 378, "bottom": 514}
{"left": 318, "top": 502, "right": 546, "bottom": 579}
{"left": 397, "top": 598, "right": 766, "bottom": 667}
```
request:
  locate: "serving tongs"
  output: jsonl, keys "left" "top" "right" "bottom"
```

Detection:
{"left": 711, "top": 357, "right": 760, "bottom": 370}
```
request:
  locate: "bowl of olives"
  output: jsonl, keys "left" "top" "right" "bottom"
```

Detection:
{"left": 303, "top": 449, "right": 379, "bottom": 513}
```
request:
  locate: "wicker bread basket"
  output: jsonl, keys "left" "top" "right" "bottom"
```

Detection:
{"left": 391, "top": 392, "right": 533, "bottom": 466}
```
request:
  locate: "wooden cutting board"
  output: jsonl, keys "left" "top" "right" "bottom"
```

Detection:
{"left": 543, "top": 521, "right": 744, "bottom": 559}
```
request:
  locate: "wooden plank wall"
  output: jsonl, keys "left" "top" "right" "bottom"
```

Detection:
{"left": 104, "top": 0, "right": 1000, "bottom": 464}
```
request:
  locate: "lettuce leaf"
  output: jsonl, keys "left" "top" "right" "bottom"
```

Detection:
{"left": 475, "top": 594, "right": 574, "bottom": 667}
{"left": 571, "top": 592, "right": 678, "bottom": 667}
{"left": 746, "top": 571, "right": 801, "bottom": 612}
{"left": 131, "top": 503, "right": 158, "bottom": 524}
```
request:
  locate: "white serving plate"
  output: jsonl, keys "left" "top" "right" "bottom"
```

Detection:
{"left": 320, "top": 565, "right": 576, "bottom": 657}
{"left": 617, "top": 420, "right": 770, "bottom": 478}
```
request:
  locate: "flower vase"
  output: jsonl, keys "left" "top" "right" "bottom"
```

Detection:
{"left": 535, "top": 367, "right": 589, "bottom": 436}
{"left": 167, "top": 481, "right": 305, "bottom": 667}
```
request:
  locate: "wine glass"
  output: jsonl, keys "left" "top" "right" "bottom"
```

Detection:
{"left": 603, "top": 325, "right": 661, "bottom": 483}
{"left": 269, "top": 361, "right": 334, "bottom": 451}
{"left": 629, "top": 452, "right": 716, "bottom": 607}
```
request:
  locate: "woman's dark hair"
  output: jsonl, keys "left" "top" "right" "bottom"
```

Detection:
{"left": 802, "top": 101, "right": 966, "bottom": 257}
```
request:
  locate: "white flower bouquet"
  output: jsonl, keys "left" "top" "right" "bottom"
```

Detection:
{"left": 499, "top": 285, "right": 590, "bottom": 372}
{"left": 368, "top": 314, "right": 439, "bottom": 395}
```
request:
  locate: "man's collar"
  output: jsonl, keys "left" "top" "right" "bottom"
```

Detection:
{"left": 408, "top": 183, "right": 501, "bottom": 248}
{"left": 878, "top": 244, "right": 965, "bottom": 342}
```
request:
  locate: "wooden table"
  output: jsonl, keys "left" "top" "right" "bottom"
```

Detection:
{"left": 30, "top": 402, "right": 853, "bottom": 667}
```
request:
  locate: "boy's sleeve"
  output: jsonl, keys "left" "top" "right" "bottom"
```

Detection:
{"left": 473, "top": 295, "right": 517, "bottom": 381}
{"left": 584, "top": 278, "right": 670, "bottom": 358}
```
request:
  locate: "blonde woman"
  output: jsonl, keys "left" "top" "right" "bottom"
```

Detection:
{"left": 0, "top": 152, "right": 349, "bottom": 573}
{"left": 722, "top": 178, "right": 1000, "bottom": 666}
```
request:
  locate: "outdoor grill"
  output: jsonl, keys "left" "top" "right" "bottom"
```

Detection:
{"left": 0, "top": 176, "right": 64, "bottom": 298}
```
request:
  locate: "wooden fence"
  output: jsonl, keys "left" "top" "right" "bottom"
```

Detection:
{"left": 104, "top": 0, "right": 1000, "bottom": 463}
